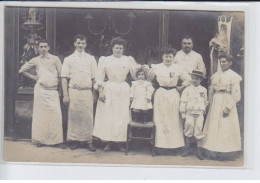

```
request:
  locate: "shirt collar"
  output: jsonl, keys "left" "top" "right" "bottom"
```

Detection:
{"left": 180, "top": 50, "right": 193, "bottom": 57}
{"left": 72, "top": 50, "right": 87, "bottom": 57}
{"left": 40, "top": 53, "right": 50, "bottom": 59}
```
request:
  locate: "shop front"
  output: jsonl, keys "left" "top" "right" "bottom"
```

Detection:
{"left": 4, "top": 7, "right": 244, "bottom": 139}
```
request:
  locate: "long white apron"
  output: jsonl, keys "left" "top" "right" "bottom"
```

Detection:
{"left": 32, "top": 84, "right": 63, "bottom": 145}
{"left": 93, "top": 81, "right": 130, "bottom": 142}
{"left": 154, "top": 88, "right": 185, "bottom": 148}
{"left": 200, "top": 92, "right": 242, "bottom": 152}
{"left": 67, "top": 88, "right": 94, "bottom": 142}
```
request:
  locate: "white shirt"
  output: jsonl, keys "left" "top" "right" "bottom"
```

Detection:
{"left": 174, "top": 50, "right": 206, "bottom": 82}
{"left": 180, "top": 85, "right": 208, "bottom": 116}
{"left": 61, "top": 50, "right": 97, "bottom": 89}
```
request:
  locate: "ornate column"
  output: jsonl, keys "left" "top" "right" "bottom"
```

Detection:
{"left": 209, "top": 15, "right": 233, "bottom": 76}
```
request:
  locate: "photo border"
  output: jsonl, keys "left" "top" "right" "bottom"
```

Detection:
{"left": 0, "top": 1, "right": 258, "bottom": 179}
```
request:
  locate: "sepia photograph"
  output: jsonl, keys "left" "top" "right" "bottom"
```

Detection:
{"left": 2, "top": 2, "right": 246, "bottom": 168}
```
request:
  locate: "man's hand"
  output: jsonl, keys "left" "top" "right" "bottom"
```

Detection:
{"left": 99, "top": 92, "right": 106, "bottom": 103}
{"left": 33, "top": 75, "right": 38, "bottom": 81}
{"left": 147, "top": 98, "right": 151, "bottom": 103}
{"left": 181, "top": 114, "right": 186, "bottom": 122}
{"left": 182, "top": 117, "right": 186, "bottom": 123}
{"left": 63, "top": 95, "right": 70, "bottom": 106}
{"left": 182, "top": 81, "right": 191, "bottom": 88}
{"left": 223, "top": 107, "right": 230, "bottom": 117}
{"left": 130, "top": 97, "right": 134, "bottom": 102}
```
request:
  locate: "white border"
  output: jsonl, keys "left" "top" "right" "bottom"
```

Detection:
{"left": 0, "top": 1, "right": 259, "bottom": 179}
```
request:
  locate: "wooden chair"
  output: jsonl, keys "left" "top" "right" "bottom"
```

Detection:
{"left": 125, "top": 121, "right": 156, "bottom": 157}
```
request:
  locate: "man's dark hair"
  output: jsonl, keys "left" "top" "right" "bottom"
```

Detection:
{"left": 73, "top": 34, "right": 87, "bottom": 43}
{"left": 38, "top": 39, "right": 49, "bottom": 45}
{"left": 181, "top": 35, "right": 194, "bottom": 43}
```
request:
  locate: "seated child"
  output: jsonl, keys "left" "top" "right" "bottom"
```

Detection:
{"left": 130, "top": 67, "right": 154, "bottom": 123}
{"left": 180, "top": 69, "right": 208, "bottom": 160}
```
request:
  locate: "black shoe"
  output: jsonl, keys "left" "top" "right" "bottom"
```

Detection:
{"left": 88, "top": 143, "right": 96, "bottom": 152}
{"left": 36, "top": 143, "right": 44, "bottom": 148}
{"left": 181, "top": 147, "right": 191, "bottom": 157}
{"left": 197, "top": 150, "right": 204, "bottom": 160}
{"left": 118, "top": 143, "right": 126, "bottom": 152}
{"left": 57, "top": 143, "right": 67, "bottom": 149}
{"left": 70, "top": 143, "right": 79, "bottom": 150}
{"left": 104, "top": 143, "right": 111, "bottom": 151}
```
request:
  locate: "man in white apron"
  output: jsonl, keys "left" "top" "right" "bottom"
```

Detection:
{"left": 19, "top": 39, "right": 65, "bottom": 148}
{"left": 61, "top": 34, "right": 97, "bottom": 151}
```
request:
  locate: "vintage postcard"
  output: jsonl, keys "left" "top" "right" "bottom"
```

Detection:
{"left": 2, "top": 1, "right": 247, "bottom": 168}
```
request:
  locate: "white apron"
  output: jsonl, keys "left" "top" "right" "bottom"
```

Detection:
{"left": 32, "top": 66, "right": 63, "bottom": 145}
{"left": 67, "top": 88, "right": 94, "bottom": 142}
{"left": 154, "top": 88, "right": 185, "bottom": 148}
{"left": 93, "top": 81, "right": 130, "bottom": 142}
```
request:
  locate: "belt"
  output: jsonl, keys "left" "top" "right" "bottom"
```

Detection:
{"left": 160, "top": 86, "right": 176, "bottom": 90}
{"left": 70, "top": 86, "right": 92, "bottom": 90}
{"left": 217, "top": 90, "right": 231, "bottom": 94}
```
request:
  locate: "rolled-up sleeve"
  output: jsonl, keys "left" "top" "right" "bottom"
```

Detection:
{"left": 60, "top": 58, "right": 70, "bottom": 78}
{"left": 91, "top": 56, "right": 98, "bottom": 80}
{"left": 55, "top": 56, "right": 62, "bottom": 77}
{"left": 19, "top": 58, "right": 36, "bottom": 73}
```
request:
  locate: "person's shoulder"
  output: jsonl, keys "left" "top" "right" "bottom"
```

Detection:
{"left": 176, "top": 50, "right": 183, "bottom": 55}
{"left": 144, "top": 80, "right": 153, "bottom": 86}
{"left": 210, "top": 71, "right": 220, "bottom": 80}
{"left": 184, "top": 85, "right": 193, "bottom": 91}
{"left": 64, "top": 53, "right": 74, "bottom": 60}
{"left": 191, "top": 50, "right": 202, "bottom": 57}
{"left": 30, "top": 55, "right": 39, "bottom": 61}
{"left": 228, "top": 69, "right": 242, "bottom": 82}
{"left": 199, "top": 85, "right": 207, "bottom": 92}
{"left": 131, "top": 80, "right": 138, "bottom": 86}
{"left": 48, "top": 54, "right": 60, "bottom": 60}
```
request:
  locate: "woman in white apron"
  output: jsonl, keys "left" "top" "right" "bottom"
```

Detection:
{"left": 19, "top": 40, "right": 64, "bottom": 148}
{"left": 148, "top": 47, "right": 187, "bottom": 155}
{"left": 200, "top": 54, "right": 242, "bottom": 161}
{"left": 93, "top": 37, "right": 139, "bottom": 152}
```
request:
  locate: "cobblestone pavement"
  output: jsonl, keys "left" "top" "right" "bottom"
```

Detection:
{"left": 3, "top": 140, "right": 243, "bottom": 167}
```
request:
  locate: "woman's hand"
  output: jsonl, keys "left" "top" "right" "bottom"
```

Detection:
{"left": 63, "top": 95, "right": 70, "bottom": 106}
{"left": 142, "top": 64, "right": 150, "bottom": 72}
{"left": 223, "top": 107, "right": 230, "bottom": 117}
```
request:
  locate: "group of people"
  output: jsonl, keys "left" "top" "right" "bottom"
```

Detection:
{"left": 19, "top": 34, "right": 242, "bottom": 161}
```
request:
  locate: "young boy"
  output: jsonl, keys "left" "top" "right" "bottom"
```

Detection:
{"left": 180, "top": 69, "right": 208, "bottom": 160}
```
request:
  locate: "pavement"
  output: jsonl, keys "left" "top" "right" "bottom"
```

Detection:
{"left": 2, "top": 140, "right": 244, "bottom": 167}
